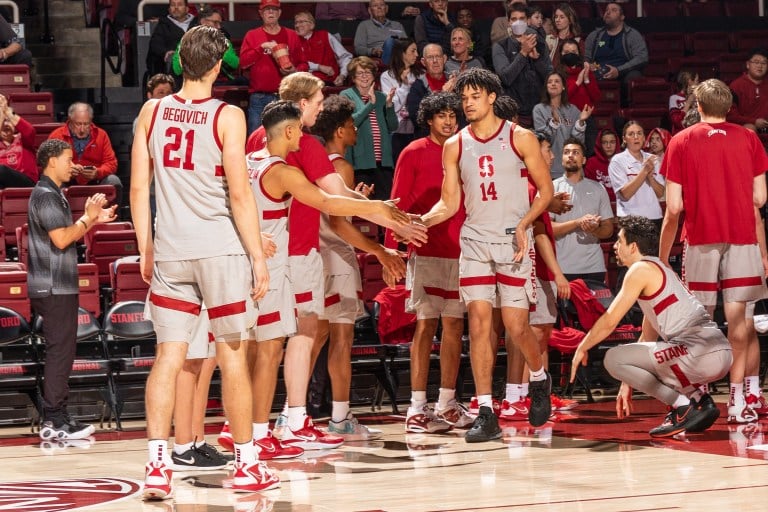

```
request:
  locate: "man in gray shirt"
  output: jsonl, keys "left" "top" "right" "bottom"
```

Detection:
{"left": 354, "top": 0, "right": 405, "bottom": 59}
{"left": 550, "top": 138, "right": 614, "bottom": 283}
{"left": 29, "top": 139, "right": 116, "bottom": 442}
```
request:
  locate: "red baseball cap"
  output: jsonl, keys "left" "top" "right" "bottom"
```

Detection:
{"left": 260, "top": 0, "right": 280, "bottom": 9}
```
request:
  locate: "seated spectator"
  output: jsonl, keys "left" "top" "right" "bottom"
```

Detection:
{"left": 315, "top": 2, "right": 368, "bottom": 20}
{"left": 354, "top": 0, "right": 406, "bottom": 60}
{"left": 0, "top": 15, "right": 32, "bottom": 66}
{"left": 407, "top": 44, "right": 457, "bottom": 139}
{"left": 172, "top": 6, "right": 240, "bottom": 84}
{"left": 133, "top": 73, "right": 175, "bottom": 134}
{"left": 456, "top": 7, "right": 489, "bottom": 63}
{"left": 414, "top": 0, "right": 456, "bottom": 55}
{"left": 492, "top": 2, "right": 552, "bottom": 128}
{"left": 294, "top": 11, "right": 352, "bottom": 86}
{"left": 584, "top": 2, "right": 648, "bottom": 105}
{"left": 643, "top": 127, "right": 671, "bottom": 160}
{"left": 585, "top": 129, "right": 618, "bottom": 201}
{"left": 669, "top": 70, "right": 699, "bottom": 134}
{"left": 380, "top": 38, "right": 422, "bottom": 163}
{"left": 239, "top": 0, "right": 307, "bottom": 134}
{"left": 445, "top": 27, "right": 485, "bottom": 76}
{"left": 608, "top": 120, "right": 664, "bottom": 224}
{"left": 727, "top": 48, "right": 768, "bottom": 133}
{"left": 546, "top": 3, "right": 583, "bottom": 69}
{"left": 551, "top": 138, "right": 615, "bottom": 283}
{"left": 146, "top": 0, "right": 198, "bottom": 75}
{"left": 560, "top": 39, "right": 600, "bottom": 155}
{"left": 533, "top": 71, "right": 592, "bottom": 179}
{"left": 0, "top": 94, "right": 37, "bottom": 188}
{"left": 491, "top": 0, "right": 527, "bottom": 46}
{"left": 48, "top": 102, "right": 122, "bottom": 205}
{"left": 340, "top": 57, "right": 398, "bottom": 200}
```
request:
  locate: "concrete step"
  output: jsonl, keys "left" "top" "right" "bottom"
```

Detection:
{"left": 28, "top": 43, "right": 102, "bottom": 60}
{"left": 36, "top": 72, "right": 122, "bottom": 90}
{"left": 51, "top": 27, "right": 100, "bottom": 45}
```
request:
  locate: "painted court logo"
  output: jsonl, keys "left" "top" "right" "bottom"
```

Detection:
{"left": 0, "top": 477, "right": 142, "bottom": 511}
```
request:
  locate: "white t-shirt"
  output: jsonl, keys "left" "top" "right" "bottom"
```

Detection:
{"left": 608, "top": 149, "right": 664, "bottom": 219}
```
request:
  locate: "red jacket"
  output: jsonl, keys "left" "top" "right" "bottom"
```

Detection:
{"left": 239, "top": 26, "right": 308, "bottom": 94}
{"left": 48, "top": 123, "right": 117, "bottom": 184}
{"left": 0, "top": 117, "right": 38, "bottom": 182}
{"left": 727, "top": 73, "right": 768, "bottom": 126}
{"left": 563, "top": 64, "right": 600, "bottom": 110}
{"left": 585, "top": 128, "right": 618, "bottom": 201}
{"left": 299, "top": 30, "right": 340, "bottom": 82}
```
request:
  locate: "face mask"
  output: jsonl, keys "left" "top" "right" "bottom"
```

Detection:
{"left": 509, "top": 19, "right": 528, "bottom": 37}
{"left": 561, "top": 53, "right": 582, "bottom": 67}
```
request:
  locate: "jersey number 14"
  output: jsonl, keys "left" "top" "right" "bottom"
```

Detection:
{"left": 478, "top": 155, "right": 498, "bottom": 201}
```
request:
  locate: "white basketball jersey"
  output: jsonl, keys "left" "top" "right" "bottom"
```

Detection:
{"left": 247, "top": 153, "right": 291, "bottom": 269}
{"left": 638, "top": 256, "right": 712, "bottom": 340}
{"left": 148, "top": 95, "right": 245, "bottom": 261}
{"left": 458, "top": 120, "right": 530, "bottom": 242}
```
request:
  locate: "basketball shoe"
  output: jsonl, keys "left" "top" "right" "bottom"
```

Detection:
{"left": 254, "top": 431, "right": 304, "bottom": 460}
{"left": 465, "top": 405, "right": 502, "bottom": 443}
{"left": 468, "top": 396, "right": 501, "bottom": 417}
{"left": 39, "top": 413, "right": 95, "bottom": 441}
{"left": 142, "top": 461, "right": 173, "bottom": 500}
{"left": 405, "top": 404, "right": 453, "bottom": 434}
{"left": 686, "top": 394, "right": 720, "bottom": 432}
{"left": 528, "top": 373, "right": 553, "bottom": 427}
{"left": 231, "top": 461, "right": 280, "bottom": 493}
{"left": 218, "top": 422, "right": 234, "bottom": 452}
{"left": 276, "top": 416, "right": 344, "bottom": 450}
{"left": 746, "top": 394, "right": 768, "bottom": 416}
{"left": 499, "top": 398, "right": 529, "bottom": 420}
{"left": 728, "top": 398, "right": 759, "bottom": 424}
{"left": 328, "top": 412, "right": 383, "bottom": 440}
{"left": 649, "top": 402, "right": 711, "bottom": 438}
{"left": 435, "top": 400, "right": 474, "bottom": 428}
{"left": 551, "top": 395, "right": 579, "bottom": 411}
{"left": 171, "top": 443, "right": 230, "bottom": 471}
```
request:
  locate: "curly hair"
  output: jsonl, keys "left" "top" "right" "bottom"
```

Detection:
{"left": 416, "top": 91, "right": 460, "bottom": 129}
{"left": 311, "top": 95, "right": 356, "bottom": 141}
{"left": 619, "top": 215, "right": 660, "bottom": 257}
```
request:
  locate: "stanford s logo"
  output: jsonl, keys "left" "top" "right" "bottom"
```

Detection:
{"left": 0, "top": 477, "right": 142, "bottom": 511}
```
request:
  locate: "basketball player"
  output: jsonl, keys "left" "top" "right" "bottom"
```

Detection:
{"left": 384, "top": 92, "right": 475, "bottom": 433}
{"left": 419, "top": 68, "right": 554, "bottom": 442}
{"left": 132, "top": 26, "right": 275, "bottom": 498}
{"left": 310, "top": 94, "right": 406, "bottom": 440}
{"left": 658, "top": 79, "right": 768, "bottom": 424}
{"left": 247, "top": 100, "right": 411, "bottom": 451}
{"left": 246, "top": 73, "right": 426, "bottom": 449}
{"left": 572, "top": 216, "right": 732, "bottom": 438}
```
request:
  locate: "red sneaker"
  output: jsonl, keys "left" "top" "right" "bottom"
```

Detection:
{"left": 499, "top": 399, "right": 529, "bottom": 420}
{"left": 218, "top": 422, "right": 233, "bottom": 452}
{"left": 254, "top": 431, "right": 304, "bottom": 460}
{"left": 468, "top": 397, "right": 501, "bottom": 417}
{"left": 232, "top": 461, "right": 280, "bottom": 493}
{"left": 746, "top": 394, "right": 768, "bottom": 416}
{"left": 551, "top": 395, "right": 579, "bottom": 411}
{"left": 275, "top": 416, "right": 344, "bottom": 450}
{"left": 142, "top": 461, "right": 173, "bottom": 500}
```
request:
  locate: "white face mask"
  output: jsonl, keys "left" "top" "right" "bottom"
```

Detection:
{"left": 509, "top": 19, "right": 528, "bottom": 37}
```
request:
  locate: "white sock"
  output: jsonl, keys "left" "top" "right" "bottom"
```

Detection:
{"left": 730, "top": 383, "right": 744, "bottom": 406}
{"left": 672, "top": 395, "right": 690, "bottom": 409}
{"left": 173, "top": 441, "right": 193, "bottom": 455}
{"left": 437, "top": 388, "right": 455, "bottom": 410}
{"left": 287, "top": 406, "right": 307, "bottom": 431}
{"left": 148, "top": 439, "right": 169, "bottom": 464}
{"left": 234, "top": 441, "right": 256, "bottom": 465}
{"left": 505, "top": 383, "right": 523, "bottom": 403}
{"left": 745, "top": 376, "right": 760, "bottom": 398}
{"left": 280, "top": 401, "right": 289, "bottom": 416}
{"left": 521, "top": 383, "right": 529, "bottom": 398}
{"left": 411, "top": 390, "right": 427, "bottom": 411}
{"left": 477, "top": 394, "right": 493, "bottom": 409}
{"left": 193, "top": 439, "right": 206, "bottom": 449}
{"left": 529, "top": 366, "right": 546, "bottom": 382}
{"left": 331, "top": 401, "right": 350, "bottom": 423}
{"left": 252, "top": 422, "right": 269, "bottom": 440}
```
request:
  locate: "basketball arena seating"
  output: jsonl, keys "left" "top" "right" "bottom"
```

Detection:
{"left": 0, "top": 187, "right": 33, "bottom": 250}
{"left": 0, "top": 64, "right": 30, "bottom": 93}
{"left": 109, "top": 258, "right": 148, "bottom": 304}
{"left": 64, "top": 185, "right": 118, "bottom": 224}
{"left": 0, "top": 262, "right": 30, "bottom": 322}
{"left": 8, "top": 92, "right": 54, "bottom": 124}
{"left": 84, "top": 222, "right": 139, "bottom": 285}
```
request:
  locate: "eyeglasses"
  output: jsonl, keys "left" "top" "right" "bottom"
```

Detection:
{"left": 70, "top": 121, "right": 92, "bottom": 128}
{"left": 424, "top": 55, "right": 443, "bottom": 61}
{"left": 748, "top": 60, "right": 768, "bottom": 66}
{"left": 294, "top": 19, "right": 312, "bottom": 25}
{"left": 625, "top": 132, "right": 644, "bottom": 138}
{"left": 355, "top": 70, "right": 374, "bottom": 77}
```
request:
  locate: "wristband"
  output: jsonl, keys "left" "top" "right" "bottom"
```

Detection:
{"left": 78, "top": 219, "right": 88, "bottom": 230}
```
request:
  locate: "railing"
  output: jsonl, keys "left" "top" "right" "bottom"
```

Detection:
{"left": 99, "top": 16, "right": 123, "bottom": 114}
{"left": 136, "top": 0, "right": 766, "bottom": 21}
{"left": 0, "top": 0, "right": 19, "bottom": 23}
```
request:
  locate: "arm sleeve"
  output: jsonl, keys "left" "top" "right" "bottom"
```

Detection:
{"left": 608, "top": 155, "right": 630, "bottom": 191}
{"left": 354, "top": 23, "right": 371, "bottom": 56}
{"left": 598, "top": 185, "right": 614, "bottom": 220}
{"left": 617, "top": 29, "right": 648, "bottom": 73}
{"left": 343, "top": 90, "right": 376, "bottom": 127}
{"left": 383, "top": 99, "right": 398, "bottom": 131}
{"left": 96, "top": 133, "right": 118, "bottom": 179}
{"left": 223, "top": 40, "right": 239, "bottom": 71}
{"left": 289, "top": 31, "right": 309, "bottom": 72}
{"left": 584, "top": 30, "right": 596, "bottom": 63}
{"left": 405, "top": 80, "right": 425, "bottom": 128}
{"left": 239, "top": 31, "right": 265, "bottom": 70}
{"left": 532, "top": 104, "right": 555, "bottom": 136}
{"left": 492, "top": 41, "right": 527, "bottom": 88}
{"left": 16, "top": 116, "right": 36, "bottom": 150}
{"left": 329, "top": 34, "right": 352, "bottom": 75}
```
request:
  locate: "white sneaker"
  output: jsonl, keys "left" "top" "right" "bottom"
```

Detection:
{"left": 753, "top": 314, "right": 768, "bottom": 333}
{"left": 275, "top": 416, "right": 344, "bottom": 450}
{"left": 728, "top": 401, "right": 759, "bottom": 424}
{"left": 405, "top": 404, "right": 452, "bottom": 434}
{"left": 327, "top": 413, "right": 382, "bottom": 441}
{"left": 435, "top": 400, "right": 474, "bottom": 428}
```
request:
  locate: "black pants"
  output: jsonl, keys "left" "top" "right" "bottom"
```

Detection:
{"left": 564, "top": 272, "right": 606, "bottom": 284}
{"left": 31, "top": 294, "right": 79, "bottom": 417}
{"left": 0, "top": 165, "right": 34, "bottom": 189}
{"left": 355, "top": 165, "right": 394, "bottom": 201}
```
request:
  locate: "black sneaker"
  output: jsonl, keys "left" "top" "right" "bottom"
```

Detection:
{"left": 686, "top": 394, "right": 721, "bottom": 433}
{"left": 171, "top": 444, "right": 229, "bottom": 471}
{"left": 528, "top": 373, "right": 552, "bottom": 427}
{"left": 39, "top": 415, "right": 95, "bottom": 441}
{"left": 649, "top": 402, "right": 707, "bottom": 438}
{"left": 465, "top": 406, "right": 502, "bottom": 443}
{"left": 196, "top": 442, "right": 234, "bottom": 464}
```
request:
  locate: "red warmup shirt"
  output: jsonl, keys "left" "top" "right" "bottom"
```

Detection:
{"left": 528, "top": 181, "right": 555, "bottom": 281}
{"left": 660, "top": 121, "right": 768, "bottom": 245}
{"left": 384, "top": 137, "right": 464, "bottom": 258}
{"left": 247, "top": 128, "right": 335, "bottom": 256}
{"left": 727, "top": 74, "right": 768, "bottom": 126}
{"left": 239, "top": 26, "right": 308, "bottom": 94}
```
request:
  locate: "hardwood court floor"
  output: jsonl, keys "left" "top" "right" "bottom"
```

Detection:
{"left": 2, "top": 398, "right": 768, "bottom": 512}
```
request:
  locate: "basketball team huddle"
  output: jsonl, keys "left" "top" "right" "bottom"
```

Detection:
{"left": 131, "top": 26, "right": 768, "bottom": 500}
